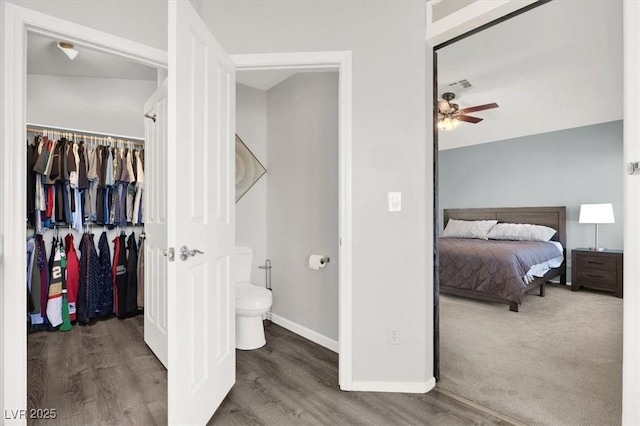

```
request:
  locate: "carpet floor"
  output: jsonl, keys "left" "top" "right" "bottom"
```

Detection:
{"left": 438, "top": 284, "right": 622, "bottom": 426}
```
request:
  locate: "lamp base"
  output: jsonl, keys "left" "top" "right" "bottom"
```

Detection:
{"left": 589, "top": 247, "right": 607, "bottom": 252}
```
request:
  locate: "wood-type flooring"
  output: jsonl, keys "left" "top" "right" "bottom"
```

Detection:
{"left": 28, "top": 317, "right": 516, "bottom": 425}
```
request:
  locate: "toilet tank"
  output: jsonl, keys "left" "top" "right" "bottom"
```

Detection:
{"left": 234, "top": 246, "right": 254, "bottom": 283}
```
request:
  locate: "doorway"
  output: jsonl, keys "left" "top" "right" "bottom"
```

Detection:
{"left": 235, "top": 69, "right": 341, "bottom": 353}
{"left": 431, "top": 1, "right": 624, "bottom": 424}
{"left": 1, "top": 3, "right": 354, "bottom": 421}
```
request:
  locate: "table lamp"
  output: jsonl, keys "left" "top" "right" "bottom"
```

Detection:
{"left": 579, "top": 203, "right": 615, "bottom": 251}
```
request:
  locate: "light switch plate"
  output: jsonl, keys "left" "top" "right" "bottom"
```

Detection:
{"left": 388, "top": 192, "right": 402, "bottom": 212}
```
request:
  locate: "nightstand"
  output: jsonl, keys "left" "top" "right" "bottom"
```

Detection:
{"left": 571, "top": 248, "right": 623, "bottom": 298}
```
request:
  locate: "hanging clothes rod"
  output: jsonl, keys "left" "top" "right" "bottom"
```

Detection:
{"left": 26, "top": 123, "right": 145, "bottom": 147}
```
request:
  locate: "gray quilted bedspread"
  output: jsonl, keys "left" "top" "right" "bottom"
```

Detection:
{"left": 439, "top": 238, "right": 561, "bottom": 304}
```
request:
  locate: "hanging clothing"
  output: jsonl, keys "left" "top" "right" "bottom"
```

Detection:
{"left": 78, "top": 233, "right": 99, "bottom": 323}
{"left": 27, "top": 236, "right": 43, "bottom": 325}
{"left": 125, "top": 232, "right": 138, "bottom": 315}
{"left": 37, "top": 236, "right": 50, "bottom": 326}
{"left": 86, "top": 146, "right": 99, "bottom": 222}
{"left": 27, "top": 142, "right": 38, "bottom": 226}
{"left": 64, "top": 234, "right": 80, "bottom": 322}
{"left": 132, "top": 150, "right": 145, "bottom": 225}
{"left": 137, "top": 235, "right": 145, "bottom": 310}
{"left": 112, "top": 234, "right": 128, "bottom": 318}
{"left": 46, "top": 241, "right": 64, "bottom": 328}
{"left": 97, "top": 231, "right": 114, "bottom": 316}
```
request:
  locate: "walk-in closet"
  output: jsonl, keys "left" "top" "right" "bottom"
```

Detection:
{"left": 25, "top": 33, "right": 166, "bottom": 424}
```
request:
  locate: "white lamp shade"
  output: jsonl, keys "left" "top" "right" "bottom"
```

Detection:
{"left": 579, "top": 203, "right": 615, "bottom": 224}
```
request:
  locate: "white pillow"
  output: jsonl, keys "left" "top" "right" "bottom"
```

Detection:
{"left": 487, "top": 223, "right": 557, "bottom": 242}
{"left": 442, "top": 219, "right": 498, "bottom": 240}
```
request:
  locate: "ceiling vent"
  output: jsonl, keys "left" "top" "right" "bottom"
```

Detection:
{"left": 447, "top": 79, "right": 473, "bottom": 90}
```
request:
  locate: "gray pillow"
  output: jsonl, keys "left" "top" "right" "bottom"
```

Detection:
{"left": 442, "top": 219, "right": 498, "bottom": 240}
{"left": 487, "top": 223, "right": 557, "bottom": 242}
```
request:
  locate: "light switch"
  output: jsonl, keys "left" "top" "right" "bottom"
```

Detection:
{"left": 388, "top": 192, "right": 402, "bottom": 212}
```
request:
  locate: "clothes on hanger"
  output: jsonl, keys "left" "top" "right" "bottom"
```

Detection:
{"left": 137, "top": 233, "right": 145, "bottom": 310}
{"left": 64, "top": 233, "right": 80, "bottom": 322}
{"left": 97, "top": 231, "right": 114, "bottom": 316}
{"left": 125, "top": 232, "right": 138, "bottom": 315}
{"left": 113, "top": 232, "right": 128, "bottom": 318}
{"left": 26, "top": 132, "right": 145, "bottom": 230}
{"left": 46, "top": 241, "right": 64, "bottom": 328}
{"left": 78, "top": 232, "right": 100, "bottom": 323}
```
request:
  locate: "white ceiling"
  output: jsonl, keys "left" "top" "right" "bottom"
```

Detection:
{"left": 437, "top": 0, "right": 623, "bottom": 151}
{"left": 237, "top": 69, "right": 298, "bottom": 91}
{"left": 27, "top": 32, "right": 157, "bottom": 81}
{"left": 27, "top": 31, "right": 317, "bottom": 93}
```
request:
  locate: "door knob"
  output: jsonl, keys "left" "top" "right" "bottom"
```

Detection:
{"left": 180, "top": 245, "right": 205, "bottom": 261}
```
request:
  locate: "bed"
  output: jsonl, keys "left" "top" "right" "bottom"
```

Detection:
{"left": 439, "top": 206, "right": 567, "bottom": 312}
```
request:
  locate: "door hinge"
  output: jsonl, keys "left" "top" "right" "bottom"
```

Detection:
{"left": 163, "top": 247, "right": 175, "bottom": 262}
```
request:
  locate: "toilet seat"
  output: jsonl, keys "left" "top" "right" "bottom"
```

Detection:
{"left": 236, "top": 283, "right": 272, "bottom": 311}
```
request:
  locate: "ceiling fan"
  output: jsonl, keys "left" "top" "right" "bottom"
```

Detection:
{"left": 437, "top": 92, "right": 499, "bottom": 130}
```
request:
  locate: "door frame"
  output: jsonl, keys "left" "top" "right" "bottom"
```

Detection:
{"left": 427, "top": 0, "right": 639, "bottom": 423}
{"left": 231, "top": 52, "right": 353, "bottom": 390}
{"left": 0, "top": 3, "right": 167, "bottom": 421}
{"left": 0, "top": 4, "right": 355, "bottom": 420}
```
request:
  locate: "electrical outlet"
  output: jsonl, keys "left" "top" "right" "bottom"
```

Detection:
{"left": 388, "top": 325, "right": 400, "bottom": 345}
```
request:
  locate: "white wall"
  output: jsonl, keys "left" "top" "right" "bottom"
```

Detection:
{"left": 201, "top": 2, "right": 431, "bottom": 386}
{"left": 7, "top": 0, "right": 167, "bottom": 50}
{"left": 235, "top": 83, "right": 267, "bottom": 286}
{"left": 267, "top": 72, "right": 339, "bottom": 341}
{"left": 27, "top": 74, "right": 156, "bottom": 138}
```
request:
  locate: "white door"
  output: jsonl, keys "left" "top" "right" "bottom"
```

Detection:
{"left": 167, "top": 1, "right": 236, "bottom": 424}
{"left": 144, "top": 79, "right": 169, "bottom": 368}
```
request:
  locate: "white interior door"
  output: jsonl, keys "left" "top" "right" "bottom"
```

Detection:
{"left": 167, "top": 1, "right": 236, "bottom": 424}
{"left": 144, "top": 79, "right": 169, "bottom": 368}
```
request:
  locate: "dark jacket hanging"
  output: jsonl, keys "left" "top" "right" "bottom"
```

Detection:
{"left": 96, "top": 231, "right": 114, "bottom": 316}
{"left": 37, "top": 236, "right": 50, "bottom": 326}
{"left": 125, "top": 232, "right": 138, "bottom": 316}
{"left": 78, "top": 233, "right": 99, "bottom": 323}
{"left": 113, "top": 234, "right": 128, "bottom": 318}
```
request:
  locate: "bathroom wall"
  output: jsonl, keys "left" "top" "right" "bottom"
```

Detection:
{"left": 235, "top": 83, "right": 268, "bottom": 286}
{"left": 202, "top": 1, "right": 431, "bottom": 387}
{"left": 266, "top": 72, "right": 339, "bottom": 342}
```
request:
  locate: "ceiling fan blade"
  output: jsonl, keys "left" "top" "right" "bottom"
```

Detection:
{"left": 459, "top": 103, "right": 499, "bottom": 114}
{"left": 458, "top": 115, "right": 483, "bottom": 124}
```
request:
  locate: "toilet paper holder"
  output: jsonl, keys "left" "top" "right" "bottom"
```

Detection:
{"left": 308, "top": 254, "right": 331, "bottom": 270}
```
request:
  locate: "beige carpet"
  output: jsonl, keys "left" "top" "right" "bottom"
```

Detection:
{"left": 438, "top": 284, "right": 622, "bottom": 426}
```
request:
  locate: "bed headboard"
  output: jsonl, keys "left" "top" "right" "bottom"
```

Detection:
{"left": 443, "top": 206, "right": 566, "bottom": 247}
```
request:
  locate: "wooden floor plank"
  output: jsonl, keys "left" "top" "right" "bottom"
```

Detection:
{"left": 28, "top": 318, "right": 514, "bottom": 425}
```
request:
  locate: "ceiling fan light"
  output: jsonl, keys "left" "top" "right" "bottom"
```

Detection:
{"left": 437, "top": 100, "right": 450, "bottom": 112}
{"left": 57, "top": 41, "right": 78, "bottom": 60}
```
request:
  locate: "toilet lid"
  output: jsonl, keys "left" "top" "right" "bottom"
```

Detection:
{"left": 236, "top": 283, "right": 272, "bottom": 310}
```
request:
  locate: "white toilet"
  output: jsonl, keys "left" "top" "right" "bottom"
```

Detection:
{"left": 235, "top": 247, "right": 273, "bottom": 350}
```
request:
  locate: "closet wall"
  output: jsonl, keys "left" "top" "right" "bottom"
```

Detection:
{"left": 28, "top": 74, "right": 156, "bottom": 138}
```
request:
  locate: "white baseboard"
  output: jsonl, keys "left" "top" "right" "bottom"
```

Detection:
{"left": 270, "top": 313, "right": 339, "bottom": 353}
{"left": 350, "top": 377, "right": 436, "bottom": 393}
